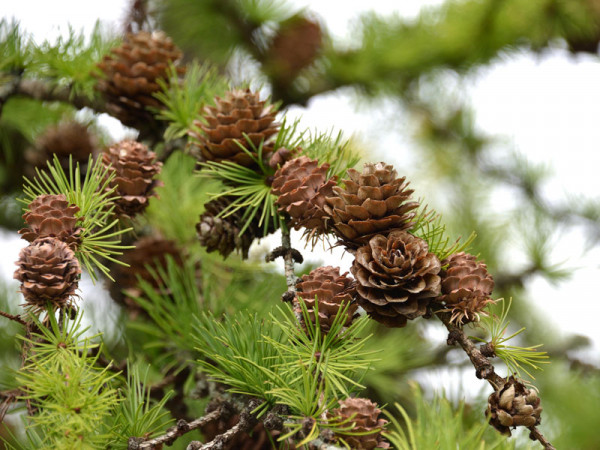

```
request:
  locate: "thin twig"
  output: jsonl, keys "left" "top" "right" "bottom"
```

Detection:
{"left": 0, "top": 310, "right": 27, "bottom": 326}
{"left": 281, "top": 228, "right": 304, "bottom": 325}
{"left": 437, "top": 311, "right": 556, "bottom": 450}
{"left": 187, "top": 399, "right": 262, "bottom": 450}
{"left": 130, "top": 408, "right": 223, "bottom": 450}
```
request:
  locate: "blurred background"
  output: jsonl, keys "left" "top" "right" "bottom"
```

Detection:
{"left": 1, "top": 0, "right": 599, "bottom": 448}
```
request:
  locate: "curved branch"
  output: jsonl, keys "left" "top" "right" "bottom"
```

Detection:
{"left": 437, "top": 312, "right": 556, "bottom": 450}
{"left": 12, "top": 79, "right": 107, "bottom": 113}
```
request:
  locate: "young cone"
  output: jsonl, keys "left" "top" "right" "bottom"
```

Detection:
{"left": 18, "top": 194, "right": 83, "bottom": 249}
{"left": 94, "top": 30, "right": 184, "bottom": 130}
{"left": 438, "top": 252, "right": 495, "bottom": 324}
{"left": 325, "top": 162, "right": 419, "bottom": 250}
{"left": 329, "top": 398, "right": 389, "bottom": 450}
{"left": 351, "top": 231, "right": 441, "bottom": 327}
{"left": 101, "top": 140, "right": 162, "bottom": 218}
{"left": 189, "top": 89, "right": 279, "bottom": 167}
{"left": 295, "top": 266, "right": 357, "bottom": 334}
{"left": 14, "top": 237, "right": 81, "bottom": 312}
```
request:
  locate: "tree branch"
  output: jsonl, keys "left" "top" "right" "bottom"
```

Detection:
{"left": 12, "top": 78, "right": 107, "bottom": 113}
{"left": 130, "top": 408, "right": 223, "bottom": 450}
{"left": 0, "top": 310, "right": 27, "bottom": 326}
{"left": 186, "top": 398, "right": 262, "bottom": 450}
{"left": 437, "top": 311, "right": 556, "bottom": 450}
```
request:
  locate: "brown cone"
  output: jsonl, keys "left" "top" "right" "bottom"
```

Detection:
{"left": 296, "top": 266, "right": 357, "bottom": 334}
{"left": 487, "top": 376, "right": 542, "bottom": 436}
{"left": 325, "top": 162, "right": 419, "bottom": 250}
{"left": 25, "top": 121, "right": 99, "bottom": 178}
{"left": 351, "top": 231, "right": 441, "bottom": 328}
{"left": 108, "top": 235, "right": 184, "bottom": 313}
{"left": 266, "top": 17, "right": 322, "bottom": 85}
{"left": 438, "top": 252, "right": 495, "bottom": 325}
{"left": 196, "top": 197, "right": 275, "bottom": 259}
{"left": 329, "top": 398, "right": 389, "bottom": 450}
{"left": 189, "top": 89, "right": 279, "bottom": 167}
{"left": 14, "top": 237, "right": 81, "bottom": 311}
{"left": 94, "top": 31, "right": 184, "bottom": 129}
{"left": 271, "top": 155, "right": 336, "bottom": 235}
{"left": 19, "top": 194, "right": 83, "bottom": 249}
{"left": 101, "top": 140, "right": 162, "bottom": 218}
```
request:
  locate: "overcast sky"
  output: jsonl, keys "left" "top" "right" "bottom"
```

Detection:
{"left": 2, "top": 1, "right": 599, "bottom": 361}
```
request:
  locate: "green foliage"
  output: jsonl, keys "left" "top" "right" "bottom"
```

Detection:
{"left": 15, "top": 309, "right": 120, "bottom": 449}
{"left": 267, "top": 302, "right": 375, "bottom": 398}
{"left": 127, "top": 256, "right": 202, "bottom": 365}
{"left": 145, "top": 150, "right": 217, "bottom": 244}
{"left": 193, "top": 310, "right": 286, "bottom": 413}
{"left": 199, "top": 154, "right": 283, "bottom": 237}
{"left": 411, "top": 205, "right": 476, "bottom": 262}
{"left": 28, "top": 22, "right": 119, "bottom": 100}
{"left": 20, "top": 155, "right": 132, "bottom": 282}
{"left": 472, "top": 298, "right": 550, "bottom": 381}
{"left": 385, "top": 384, "right": 518, "bottom": 450}
{"left": 104, "top": 364, "right": 173, "bottom": 448}
{"left": 0, "top": 19, "right": 31, "bottom": 72}
{"left": 153, "top": 62, "right": 229, "bottom": 142}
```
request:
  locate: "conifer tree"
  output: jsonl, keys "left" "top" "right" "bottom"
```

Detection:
{"left": 1, "top": 1, "right": 600, "bottom": 449}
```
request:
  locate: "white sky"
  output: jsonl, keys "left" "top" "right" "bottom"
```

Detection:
{"left": 2, "top": 1, "right": 599, "bottom": 360}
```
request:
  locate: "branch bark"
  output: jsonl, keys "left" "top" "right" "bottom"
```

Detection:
{"left": 129, "top": 408, "right": 223, "bottom": 450}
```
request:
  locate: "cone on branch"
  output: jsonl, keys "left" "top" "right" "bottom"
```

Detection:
{"left": 25, "top": 121, "right": 99, "bottom": 179}
{"left": 108, "top": 235, "right": 184, "bottom": 314}
{"left": 487, "top": 376, "right": 542, "bottom": 436}
{"left": 325, "top": 162, "right": 419, "bottom": 250}
{"left": 189, "top": 89, "right": 279, "bottom": 168}
{"left": 295, "top": 266, "right": 357, "bottom": 334}
{"left": 265, "top": 16, "right": 322, "bottom": 86}
{"left": 329, "top": 398, "right": 389, "bottom": 450}
{"left": 18, "top": 194, "right": 83, "bottom": 249}
{"left": 351, "top": 231, "right": 441, "bottom": 328}
{"left": 438, "top": 252, "right": 495, "bottom": 325}
{"left": 271, "top": 154, "right": 336, "bottom": 236}
{"left": 14, "top": 237, "right": 81, "bottom": 312}
{"left": 101, "top": 139, "right": 162, "bottom": 218}
{"left": 94, "top": 30, "right": 184, "bottom": 130}
{"left": 196, "top": 197, "right": 276, "bottom": 259}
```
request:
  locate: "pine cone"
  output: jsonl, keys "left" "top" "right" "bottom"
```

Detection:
{"left": 25, "top": 121, "right": 98, "bottom": 178}
{"left": 189, "top": 89, "right": 278, "bottom": 167}
{"left": 101, "top": 140, "right": 162, "bottom": 218}
{"left": 329, "top": 398, "right": 389, "bottom": 450}
{"left": 266, "top": 17, "right": 322, "bottom": 85}
{"left": 487, "top": 376, "right": 542, "bottom": 436}
{"left": 108, "top": 235, "right": 184, "bottom": 313}
{"left": 438, "top": 252, "right": 495, "bottom": 325}
{"left": 94, "top": 31, "right": 184, "bottom": 129}
{"left": 296, "top": 266, "right": 357, "bottom": 334}
{"left": 271, "top": 155, "right": 336, "bottom": 234}
{"left": 18, "top": 194, "right": 83, "bottom": 249}
{"left": 325, "top": 162, "right": 419, "bottom": 250}
{"left": 14, "top": 237, "right": 81, "bottom": 311}
{"left": 351, "top": 231, "right": 441, "bottom": 328}
{"left": 196, "top": 197, "right": 275, "bottom": 259}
